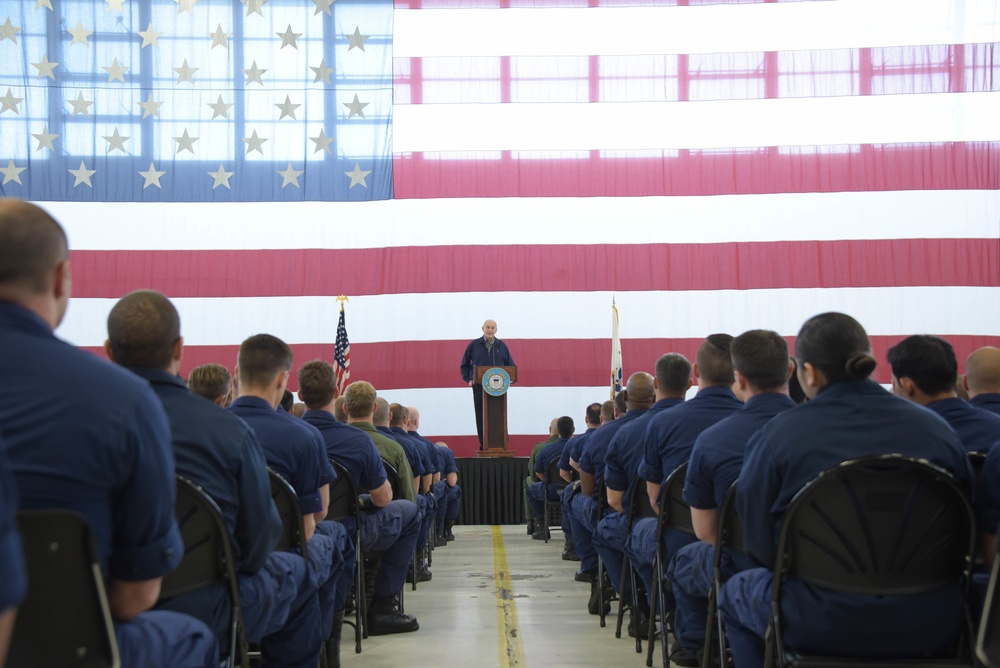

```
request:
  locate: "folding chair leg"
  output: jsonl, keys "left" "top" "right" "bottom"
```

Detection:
{"left": 631, "top": 563, "right": 643, "bottom": 654}
{"left": 646, "top": 554, "right": 658, "bottom": 666}
{"left": 412, "top": 549, "right": 417, "bottom": 591}
{"left": 598, "top": 556, "right": 607, "bottom": 628}
{"left": 616, "top": 554, "right": 631, "bottom": 639}
{"left": 703, "top": 586, "right": 716, "bottom": 668}
{"left": 657, "top": 562, "right": 670, "bottom": 668}
{"left": 356, "top": 537, "right": 365, "bottom": 651}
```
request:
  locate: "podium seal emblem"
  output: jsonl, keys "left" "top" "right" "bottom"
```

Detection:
{"left": 483, "top": 367, "right": 511, "bottom": 397}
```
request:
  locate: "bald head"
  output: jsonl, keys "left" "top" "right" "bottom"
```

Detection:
{"left": 548, "top": 417, "right": 558, "bottom": 437}
{"left": 106, "top": 290, "right": 181, "bottom": 370}
{"left": 0, "top": 199, "right": 71, "bottom": 327}
{"left": 624, "top": 372, "right": 655, "bottom": 411}
{"left": 966, "top": 347, "right": 1000, "bottom": 396}
{"left": 407, "top": 406, "right": 421, "bottom": 429}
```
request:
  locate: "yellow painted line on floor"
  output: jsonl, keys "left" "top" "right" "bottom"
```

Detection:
{"left": 492, "top": 525, "right": 527, "bottom": 667}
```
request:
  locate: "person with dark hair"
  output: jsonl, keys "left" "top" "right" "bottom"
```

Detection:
{"left": 666, "top": 330, "right": 796, "bottom": 664}
{"left": 965, "top": 346, "right": 1000, "bottom": 415}
{"left": 787, "top": 358, "right": 808, "bottom": 404}
{"left": 889, "top": 335, "right": 1000, "bottom": 452}
{"left": 524, "top": 419, "right": 559, "bottom": 535}
{"left": 613, "top": 389, "right": 627, "bottom": 417}
{"left": 526, "top": 417, "right": 575, "bottom": 539}
{"left": 627, "top": 335, "right": 743, "bottom": 642}
{"left": 717, "top": 313, "right": 973, "bottom": 667}
{"left": 0, "top": 200, "right": 216, "bottom": 667}
{"left": 460, "top": 319, "right": 516, "bottom": 449}
{"left": 188, "top": 363, "right": 234, "bottom": 407}
{"left": 568, "top": 373, "right": 656, "bottom": 615}
{"left": 386, "top": 404, "right": 436, "bottom": 579}
{"left": 299, "top": 365, "right": 422, "bottom": 637}
{"left": 280, "top": 389, "right": 295, "bottom": 413}
{"left": 557, "top": 403, "right": 603, "bottom": 562}
{"left": 228, "top": 334, "right": 352, "bottom": 665}
{"left": 107, "top": 291, "right": 336, "bottom": 668}
{"left": 0, "top": 435, "right": 25, "bottom": 667}
{"left": 593, "top": 356, "right": 691, "bottom": 632}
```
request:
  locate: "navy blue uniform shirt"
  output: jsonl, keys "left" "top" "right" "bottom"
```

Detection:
{"left": 639, "top": 386, "right": 743, "bottom": 486}
{"left": 434, "top": 443, "right": 459, "bottom": 476}
{"left": 971, "top": 393, "right": 1000, "bottom": 416}
{"left": 384, "top": 426, "right": 427, "bottom": 477}
{"left": 925, "top": 397, "right": 1000, "bottom": 453}
{"left": 303, "top": 410, "right": 387, "bottom": 493}
{"left": 978, "top": 443, "right": 1000, "bottom": 535}
{"left": 684, "top": 393, "right": 796, "bottom": 510}
{"left": 605, "top": 398, "right": 684, "bottom": 507}
{"left": 0, "top": 434, "right": 26, "bottom": 611}
{"left": 229, "top": 396, "right": 335, "bottom": 515}
{"left": 131, "top": 368, "right": 280, "bottom": 574}
{"left": 581, "top": 411, "right": 648, "bottom": 498}
{"left": 534, "top": 437, "right": 570, "bottom": 476}
{"left": 559, "top": 428, "right": 596, "bottom": 472}
{"left": 0, "top": 302, "right": 182, "bottom": 582}
{"left": 460, "top": 337, "right": 514, "bottom": 383}
{"left": 409, "top": 431, "right": 445, "bottom": 475}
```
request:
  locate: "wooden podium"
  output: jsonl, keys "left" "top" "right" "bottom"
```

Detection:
{"left": 475, "top": 365, "right": 517, "bottom": 458}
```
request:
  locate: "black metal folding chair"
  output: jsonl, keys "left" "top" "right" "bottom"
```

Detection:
{"left": 326, "top": 458, "right": 366, "bottom": 653}
{"left": 596, "top": 479, "right": 619, "bottom": 628}
{"left": 703, "top": 482, "right": 743, "bottom": 668}
{"left": 8, "top": 509, "right": 120, "bottom": 668}
{"left": 380, "top": 460, "right": 409, "bottom": 609}
{"left": 268, "top": 469, "right": 309, "bottom": 558}
{"left": 647, "top": 461, "right": 694, "bottom": 668}
{"left": 540, "top": 458, "right": 573, "bottom": 544}
{"left": 160, "top": 475, "right": 248, "bottom": 668}
{"left": 764, "top": 455, "right": 975, "bottom": 668}
{"left": 977, "top": 520, "right": 1000, "bottom": 668}
{"left": 617, "top": 475, "right": 658, "bottom": 654}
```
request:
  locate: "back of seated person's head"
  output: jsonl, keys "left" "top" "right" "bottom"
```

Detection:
{"left": 731, "top": 329, "right": 790, "bottom": 393}
{"left": 280, "top": 389, "right": 294, "bottom": 412}
{"left": 600, "top": 400, "right": 615, "bottom": 423}
{"left": 787, "top": 360, "right": 808, "bottom": 404}
{"left": 793, "top": 312, "right": 876, "bottom": 397}
{"left": 291, "top": 403, "right": 305, "bottom": 418}
{"left": 655, "top": 353, "right": 692, "bottom": 397}
{"left": 887, "top": 335, "right": 957, "bottom": 398}
{"left": 334, "top": 396, "right": 348, "bottom": 422}
{"left": 548, "top": 417, "right": 558, "bottom": 437}
{"left": 697, "top": 333, "right": 735, "bottom": 387}
{"left": 344, "top": 381, "right": 377, "bottom": 420}
{"left": 613, "top": 390, "right": 627, "bottom": 416}
{"left": 965, "top": 346, "right": 1000, "bottom": 397}
{"left": 188, "top": 363, "right": 233, "bottom": 406}
{"left": 388, "top": 403, "right": 408, "bottom": 427}
{"left": 373, "top": 398, "right": 390, "bottom": 426}
{"left": 625, "top": 371, "right": 655, "bottom": 410}
{"left": 297, "top": 359, "right": 335, "bottom": 410}
{"left": 237, "top": 334, "right": 293, "bottom": 390}
{"left": 585, "top": 402, "right": 601, "bottom": 427}
{"left": 105, "top": 290, "right": 180, "bottom": 370}
{"left": 556, "top": 415, "right": 574, "bottom": 439}
{"left": 0, "top": 200, "right": 69, "bottom": 324}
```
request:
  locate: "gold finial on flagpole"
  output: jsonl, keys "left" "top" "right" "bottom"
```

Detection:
{"left": 336, "top": 294, "right": 349, "bottom": 312}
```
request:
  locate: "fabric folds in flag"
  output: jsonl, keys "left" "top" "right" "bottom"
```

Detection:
{"left": 611, "top": 301, "right": 623, "bottom": 399}
{"left": 334, "top": 306, "right": 351, "bottom": 398}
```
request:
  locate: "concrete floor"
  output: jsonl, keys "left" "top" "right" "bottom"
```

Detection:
{"left": 341, "top": 525, "right": 657, "bottom": 667}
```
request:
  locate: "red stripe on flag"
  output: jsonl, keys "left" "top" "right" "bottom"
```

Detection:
{"left": 81, "top": 335, "right": 1000, "bottom": 390}
{"left": 392, "top": 143, "right": 1000, "bottom": 199}
{"left": 70, "top": 238, "right": 1000, "bottom": 299}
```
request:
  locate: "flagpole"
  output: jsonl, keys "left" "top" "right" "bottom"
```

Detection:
{"left": 611, "top": 297, "right": 622, "bottom": 399}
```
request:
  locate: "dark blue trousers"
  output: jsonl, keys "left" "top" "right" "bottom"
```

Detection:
{"left": 592, "top": 512, "right": 631, "bottom": 594}
{"left": 569, "top": 492, "right": 599, "bottom": 572}
{"left": 115, "top": 610, "right": 217, "bottom": 668}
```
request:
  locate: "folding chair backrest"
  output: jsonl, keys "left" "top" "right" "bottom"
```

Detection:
{"left": 626, "top": 475, "right": 657, "bottom": 529}
{"left": 161, "top": 476, "right": 246, "bottom": 667}
{"left": 969, "top": 451, "right": 987, "bottom": 482}
{"left": 977, "top": 525, "right": 1000, "bottom": 668}
{"left": 268, "top": 468, "right": 308, "bottom": 558}
{"left": 8, "top": 509, "right": 120, "bottom": 668}
{"left": 660, "top": 460, "right": 694, "bottom": 535}
{"left": 327, "top": 458, "right": 360, "bottom": 523}
{"left": 776, "top": 455, "right": 974, "bottom": 595}
{"left": 381, "top": 459, "right": 404, "bottom": 501}
{"left": 546, "top": 457, "right": 571, "bottom": 489}
{"left": 717, "top": 481, "right": 744, "bottom": 551}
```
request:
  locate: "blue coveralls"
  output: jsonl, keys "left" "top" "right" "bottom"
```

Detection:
{"left": 0, "top": 435, "right": 26, "bottom": 616}
{"left": 429, "top": 440, "right": 463, "bottom": 528}
{"left": 305, "top": 411, "right": 421, "bottom": 601}
{"left": 527, "top": 437, "right": 570, "bottom": 518}
{"left": 629, "top": 387, "right": 742, "bottom": 601}
{"left": 666, "top": 393, "right": 796, "bottom": 651}
{"left": 971, "top": 393, "right": 1000, "bottom": 416}
{"left": 717, "top": 379, "right": 973, "bottom": 667}
{"left": 389, "top": 426, "right": 437, "bottom": 551}
{"left": 925, "top": 397, "right": 1000, "bottom": 452}
{"left": 558, "top": 428, "right": 595, "bottom": 547}
{"left": 0, "top": 303, "right": 217, "bottom": 667}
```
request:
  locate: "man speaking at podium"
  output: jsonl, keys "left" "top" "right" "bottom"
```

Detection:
{"left": 461, "top": 319, "right": 516, "bottom": 449}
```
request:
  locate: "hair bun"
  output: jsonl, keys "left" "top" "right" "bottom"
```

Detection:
{"left": 844, "top": 352, "right": 877, "bottom": 379}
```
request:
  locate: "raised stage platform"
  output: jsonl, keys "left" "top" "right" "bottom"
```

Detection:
{"left": 454, "top": 457, "right": 528, "bottom": 525}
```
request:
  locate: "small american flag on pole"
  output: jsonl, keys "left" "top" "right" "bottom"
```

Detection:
{"left": 334, "top": 295, "right": 350, "bottom": 397}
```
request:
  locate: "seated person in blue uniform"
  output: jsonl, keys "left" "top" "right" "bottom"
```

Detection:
{"left": 298, "top": 362, "right": 422, "bottom": 635}
{"left": 105, "top": 290, "right": 334, "bottom": 668}
{"left": 628, "top": 335, "right": 743, "bottom": 627}
{"left": 889, "top": 335, "right": 1000, "bottom": 452}
{"left": 666, "top": 330, "right": 796, "bottom": 666}
{"left": 227, "top": 334, "right": 352, "bottom": 665}
{"left": 965, "top": 347, "right": 1000, "bottom": 415}
{"left": 407, "top": 407, "right": 462, "bottom": 542}
{"left": 0, "top": 434, "right": 26, "bottom": 666}
{"left": 374, "top": 400, "right": 422, "bottom": 496}
{"left": 0, "top": 199, "right": 216, "bottom": 668}
{"left": 527, "top": 416, "right": 575, "bottom": 539}
{"left": 524, "top": 419, "right": 559, "bottom": 535}
{"left": 557, "top": 402, "right": 602, "bottom": 561}
{"left": 717, "top": 312, "right": 974, "bottom": 667}
{"left": 187, "top": 362, "right": 234, "bottom": 407}
{"left": 387, "top": 403, "right": 437, "bottom": 572}
{"left": 594, "top": 357, "right": 690, "bottom": 632}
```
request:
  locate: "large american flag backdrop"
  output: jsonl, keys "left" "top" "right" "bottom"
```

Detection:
{"left": 1, "top": 0, "right": 998, "bottom": 457}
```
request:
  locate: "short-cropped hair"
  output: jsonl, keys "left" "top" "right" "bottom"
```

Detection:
{"left": 344, "top": 381, "right": 377, "bottom": 419}
{"left": 600, "top": 400, "right": 615, "bottom": 422}
{"left": 238, "top": 334, "right": 293, "bottom": 387}
{"left": 188, "top": 363, "right": 232, "bottom": 403}
{"left": 655, "top": 353, "right": 692, "bottom": 393}
{"left": 298, "top": 359, "right": 336, "bottom": 409}
{"left": 731, "top": 330, "right": 789, "bottom": 392}
{"left": 388, "top": 403, "right": 408, "bottom": 427}
{"left": 697, "top": 334, "right": 735, "bottom": 386}
{"left": 888, "top": 335, "right": 958, "bottom": 396}
{"left": 613, "top": 391, "right": 627, "bottom": 415}
{"left": 556, "top": 416, "right": 575, "bottom": 439}
{"left": 0, "top": 200, "right": 68, "bottom": 294}
{"left": 106, "top": 290, "right": 180, "bottom": 370}
{"left": 373, "top": 397, "right": 390, "bottom": 423}
{"left": 585, "top": 402, "right": 601, "bottom": 425}
{"left": 334, "top": 396, "right": 348, "bottom": 422}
